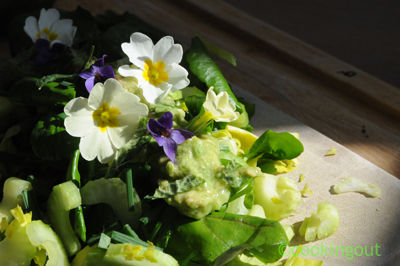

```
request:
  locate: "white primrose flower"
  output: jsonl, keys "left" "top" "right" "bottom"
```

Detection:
{"left": 64, "top": 79, "right": 148, "bottom": 163}
{"left": 24, "top": 8, "right": 77, "bottom": 47}
{"left": 203, "top": 87, "right": 240, "bottom": 122}
{"left": 118, "top": 32, "right": 190, "bottom": 104}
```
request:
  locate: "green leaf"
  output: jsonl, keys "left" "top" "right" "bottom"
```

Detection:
{"left": 257, "top": 158, "right": 278, "bottom": 174}
{"left": 247, "top": 130, "right": 304, "bottom": 160}
{"left": 147, "top": 175, "right": 205, "bottom": 199}
{"left": 185, "top": 37, "right": 243, "bottom": 113}
{"left": 238, "top": 97, "right": 256, "bottom": 120}
{"left": 169, "top": 212, "right": 288, "bottom": 264}
{"left": 31, "top": 113, "right": 79, "bottom": 160}
{"left": 184, "top": 95, "right": 205, "bottom": 117}
{"left": 198, "top": 36, "right": 237, "bottom": 66}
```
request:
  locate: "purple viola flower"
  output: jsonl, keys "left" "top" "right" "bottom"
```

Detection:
{"left": 34, "top": 39, "right": 65, "bottom": 65}
{"left": 79, "top": 55, "right": 115, "bottom": 93}
{"left": 147, "top": 112, "right": 194, "bottom": 163}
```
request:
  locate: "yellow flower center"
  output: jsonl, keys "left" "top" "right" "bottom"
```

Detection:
{"left": 142, "top": 59, "right": 168, "bottom": 86}
{"left": 92, "top": 103, "right": 120, "bottom": 132}
{"left": 36, "top": 28, "right": 58, "bottom": 42}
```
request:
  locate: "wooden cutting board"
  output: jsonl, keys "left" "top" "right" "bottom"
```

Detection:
{"left": 237, "top": 86, "right": 400, "bottom": 265}
{"left": 50, "top": 1, "right": 400, "bottom": 264}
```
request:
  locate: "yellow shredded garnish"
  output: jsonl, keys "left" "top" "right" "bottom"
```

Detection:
{"left": 325, "top": 147, "right": 337, "bottom": 156}
{"left": 301, "top": 183, "right": 313, "bottom": 197}
{"left": 298, "top": 174, "right": 304, "bottom": 182}
{"left": 124, "top": 244, "right": 144, "bottom": 261}
{"left": 10, "top": 205, "right": 32, "bottom": 226}
{"left": 33, "top": 248, "right": 47, "bottom": 266}
{"left": 144, "top": 241, "right": 158, "bottom": 263}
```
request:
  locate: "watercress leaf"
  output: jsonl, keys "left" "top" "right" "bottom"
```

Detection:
{"left": 247, "top": 130, "right": 304, "bottom": 160}
{"left": 31, "top": 113, "right": 79, "bottom": 160}
{"left": 185, "top": 37, "right": 242, "bottom": 113}
{"left": 185, "top": 95, "right": 205, "bottom": 117}
{"left": 237, "top": 97, "right": 256, "bottom": 120}
{"left": 257, "top": 158, "right": 278, "bottom": 174}
{"left": 147, "top": 175, "right": 205, "bottom": 199}
{"left": 170, "top": 212, "right": 288, "bottom": 264}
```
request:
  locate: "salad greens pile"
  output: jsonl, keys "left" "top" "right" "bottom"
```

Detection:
{"left": 0, "top": 5, "right": 324, "bottom": 266}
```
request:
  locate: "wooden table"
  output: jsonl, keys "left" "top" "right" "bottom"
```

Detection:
{"left": 49, "top": 0, "right": 400, "bottom": 178}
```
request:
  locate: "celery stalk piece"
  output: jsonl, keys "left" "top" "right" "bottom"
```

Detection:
{"left": 0, "top": 207, "right": 36, "bottom": 266}
{"left": 332, "top": 176, "right": 381, "bottom": 198}
{"left": 299, "top": 202, "right": 339, "bottom": 242}
{"left": 72, "top": 245, "right": 113, "bottom": 266}
{"left": 0, "top": 177, "right": 32, "bottom": 222}
{"left": 48, "top": 181, "right": 82, "bottom": 256}
{"left": 81, "top": 178, "right": 141, "bottom": 225}
{"left": 104, "top": 243, "right": 179, "bottom": 266}
{"left": 26, "top": 220, "right": 70, "bottom": 266}
{"left": 254, "top": 174, "right": 301, "bottom": 221}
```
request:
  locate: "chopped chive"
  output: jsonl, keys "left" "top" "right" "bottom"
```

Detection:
{"left": 124, "top": 168, "right": 135, "bottom": 210}
{"left": 122, "top": 224, "right": 140, "bottom": 239}
{"left": 22, "top": 190, "right": 30, "bottom": 210}
{"left": 98, "top": 233, "right": 111, "bottom": 249}
{"left": 67, "top": 149, "right": 81, "bottom": 187}
{"left": 110, "top": 231, "right": 162, "bottom": 251}
{"left": 87, "top": 234, "right": 101, "bottom": 245}
{"left": 74, "top": 206, "right": 87, "bottom": 242}
{"left": 150, "top": 221, "right": 162, "bottom": 241}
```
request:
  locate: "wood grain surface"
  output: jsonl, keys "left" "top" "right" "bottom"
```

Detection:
{"left": 53, "top": 0, "right": 400, "bottom": 178}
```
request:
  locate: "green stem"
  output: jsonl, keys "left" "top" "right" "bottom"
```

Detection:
{"left": 66, "top": 149, "right": 86, "bottom": 243}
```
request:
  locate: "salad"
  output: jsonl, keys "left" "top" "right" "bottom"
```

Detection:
{"left": 0, "top": 7, "right": 344, "bottom": 266}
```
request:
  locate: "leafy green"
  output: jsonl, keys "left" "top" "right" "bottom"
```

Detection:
{"left": 247, "top": 130, "right": 304, "bottom": 161}
{"left": 185, "top": 95, "right": 206, "bottom": 117}
{"left": 168, "top": 212, "right": 288, "bottom": 265}
{"left": 147, "top": 175, "right": 205, "bottom": 199}
{"left": 185, "top": 37, "right": 243, "bottom": 113}
{"left": 31, "top": 113, "right": 79, "bottom": 160}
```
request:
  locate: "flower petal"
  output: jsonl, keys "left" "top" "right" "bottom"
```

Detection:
{"left": 107, "top": 114, "right": 140, "bottom": 149}
{"left": 153, "top": 36, "right": 183, "bottom": 64}
{"left": 121, "top": 32, "right": 153, "bottom": 69}
{"left": 38, "top": 8, "right": 60, "bottom": 30}
{"left": 117, "top": 65, "right": 142, "bottom": 78}
{"left": 170, "top": 129, "right": 194, "bottom": 145}
{"left": 107, "top": 84, "right": 148, "bottom": 117}
{"left": 97, "top": 65, "right": 115, "bottom": 79}
{"left": 88, "top": 82, "right": 106, "bottom": 109}
{"left": 163, "top": 138, "right": 177, "bottom": 163}
{"left": 64, "top": 97, "right": 95, "bottom": 137}
{"left": 165, "top": 64, "right": 190, "bottom": 91}
{"left": 158, "top": 112, "right": 173, "bottom": 130}
{"left": 147, "top": 118, "right": 167, "bottom": 138}
{"left": 50, "top": 19, "right": 76, "bottom": 47}
{"left": 85, "top": 76, "right": 96, "bottom": 93}
{"left": 140, "top": 82, "right": 165, "bottom": 104}
{"left": 24, "top": 16, "right": 39, "bottom": 42}
{"left": 79, "top": 128, "right": 115, "bottom": 163}
{"left": 79, "top": 69, "right": 95, "bottom": 79}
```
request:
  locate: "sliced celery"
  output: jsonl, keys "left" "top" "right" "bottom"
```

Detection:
{"left": 48, "top": 181, "right": 81, "bottom": 256}
{"left": 26, "top": 220, "right": 69, "bottom": 266}
{"left": 0, "top": 208, "right": 36, "bottom": 265}
{"left": 0, "top": 177, "right": 32, "bottom": 222}
{"left": 81, "top": 178, "right": 141, "bottom": 225}
{"left": 104, "top": 243, "right": 179, "bottom": 266}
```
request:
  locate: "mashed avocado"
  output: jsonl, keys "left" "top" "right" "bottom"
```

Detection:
{"left": 164, "top": 136, "right": 230, "bottom": 219}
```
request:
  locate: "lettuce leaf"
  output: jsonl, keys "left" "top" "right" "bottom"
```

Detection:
{"left": 167, "top": 212, "right": 288, "bottom": 265}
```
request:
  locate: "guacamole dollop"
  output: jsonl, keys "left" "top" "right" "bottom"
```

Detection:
{"left": 164, "top": 136, "right": 230, "bottom": 219}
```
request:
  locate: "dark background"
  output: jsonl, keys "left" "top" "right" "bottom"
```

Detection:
{"left": 225, "top": 0, "right": 400, "bottom": 88}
